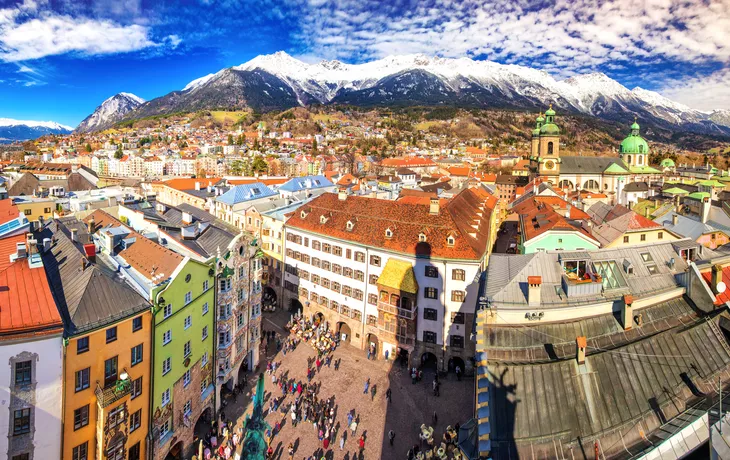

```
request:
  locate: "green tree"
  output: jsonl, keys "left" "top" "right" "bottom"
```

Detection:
{"left": 252, "top": 155, "right": 268, "bottom": 174}
{"left": 114, "top": 149, "right": 123, "bottom": 159}
{"left": 228, "top": 134, "right": 234, "bottom": 145}
{"left": 230, "top": 160, "right": 244, "bottom": 175}
{"left": 312, "top": 138, "right": 318, "bottom": 152}
{"left": 252, "top": 138, "right": 260, "bottom": 151}
{"left": 85, "top": 143, "right": 92, "bottom": 153}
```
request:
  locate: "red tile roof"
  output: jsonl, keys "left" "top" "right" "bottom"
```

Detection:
{"left": 286, "top": 189, "right": 496, "bottom": 260}
{"left": 162, "top": 177, "right": 221, "bottom": 191}
{"left": 513, "top": 198, "right": 595, "bottom": 242}
{"left": 701, "top": 269, "right": 730, "bottom": 306}
{"left": 228, "top": 178, "right": 288, "bottom": 186}
{"left": 380, "top": 157, "right": 436, "bottom": 168}
{"left": 0, "top": 237, "right": 62, "bottom": 336}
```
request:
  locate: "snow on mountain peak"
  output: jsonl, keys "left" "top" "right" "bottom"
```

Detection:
{"left": 118, "top": 92, "right": 145, "bottom": 104}
{"left": 0, "top": 118, "right": 73, "bottom": 131}
{"left": 75, "top": 92, "right": 145, "bottom": 132}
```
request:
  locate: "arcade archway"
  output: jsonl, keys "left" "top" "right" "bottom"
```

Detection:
{"left": 289, "top": 298, "right": 303, "bottom": 313}
{"left": 366, "top": 333, "right": 379, "bottom": 359}
{"left": 337, "top": 322, "right": 352, "bottom": 342}
{"left": 421, "top": 351, "right": 438, "bottom": 370}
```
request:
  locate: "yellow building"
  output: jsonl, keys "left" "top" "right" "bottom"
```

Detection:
{"left": 41, "top": 217, "right": 152, "bottom": 460}
{"left": 14, "top": 197, "right": 56, "bottom": 222}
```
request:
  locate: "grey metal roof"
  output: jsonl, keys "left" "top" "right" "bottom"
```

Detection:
{"left": 485, "top": 311, "right": 730, "bottom": 458}
{"left": 486, "top": 241, "right": 693, "bottom": 309}
{"left": 39, "top": 219, "right": 150, "bottom": 335}
{"left": 623, "top": 181, "right": 649, "bottom": 192}
{"left": 560, "top": 156, "right": 628, "bottom": 175}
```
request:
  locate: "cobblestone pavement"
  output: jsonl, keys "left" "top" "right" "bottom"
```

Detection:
{"left": 223, "top": 309, "right": 474, "bottom": 460}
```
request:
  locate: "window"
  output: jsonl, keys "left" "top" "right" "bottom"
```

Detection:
{"left": 343, "top": 267, "right": 352, "bottom": 278}
{"left": 423, "top": 331, "right": 437, "bottom": 344}
{"left": 203, "top": 279, "right": 209, "bottom": 291}
{"left": 202, "top": 302, "right": 209, "bottom": 315}
{"left": 313, "top": 241, "right": 321, "bottom": 251}
{"left": 184, "top": 315, "right": 192, "bottom": 329}
{"left": 108, "top": 404, "right": 125, "bottom": 429}
{"left": 73, "top": 405, "right": 89, "bottom": 430}
{"left": 128, "top": 443, "right": 140, "bottom": 460}
{"left": 370, "top": 255, "right": 381, "bottom": 266}
{"left": 368, "top": 294, "right": 378, "bottom": 305}
{"left": 451, "top": 290, "right": 465, "bottom": 302}
{"left": 75, "top": 367, "right": 90, "bottom": 392}
{"left": 202, "top": 326, "right": 209, "bottom": 340}
{"left": 23, "top": 209, "right": 31, "bottom": 216}
{"left": 450, "top": 335, "right": 464, "bottom": 349}
{"left": 332, "top": 264, "right": 342, "bottom": 275}
{"left": 342, "top": 286, "right": 352, "bottom": 297}
{"left": 183, "top": 369, "right": 191, "bottom": 387}
{"left": 623, "top": 236, "right": 629, "bottom": 243}
{"left": 132, "top": 316, "right": 143, "bottom": 332}
{"left": 131, "top": 344, "right": 144, "bottom": 366}
{"left": 106, "top": 326, "right": 117, "bottom": 343}
{"left": 184, "top": 340, "right": 191, "bottom": 358}
{"left": 333, "top": 246, "right": 342, "bottom": 256}
{"left": 658, "top": 231, "right": 663, "bottom": 240}
{"left": 322, "top": 243, "right": 331, "bottom": 253}
{"left": 355, "top": 252, "right": 365, "bottom": 262}
{"left": 162, "top": 357, "right": 171, "bottom": 375}
{"left": 640, "top": 252, "right": 653, "bottom": 263}
{"left": 346, "top": 249, "right": 352, "bottom": 259}
{"left": 131, "top": 377, "right": 143, "bottom": 399}
{"left": 452, "top": 269, "right": 466, "bottom": 281}
{"left": 647, "top": 264, "right": 658, "bottom": 275}
{"left": 425, "top": 287, "right": 438, "bottom": 299}
{"left": 15, "top": 361, "right": 31, "bottom": 386}
{"left": 219, "top": 278, "right": 232, "bottom": 292}
{"left": 77, "top": 336, "right": 89, "bottom": 354}
{"left": 425, "top": 266, "right": 438, "bottom": 278}
{"left": 201, "top": 378, "right": 209, "bottom": 395}
{"left": 424, "top": 308, "right": 438, "bottom": 320}
{"left": 341, "top": 306, "right": 351, "bottom": 317}
{"left": 367, "top": 315, "right": 377, "bottom": 326}
{"left": 159, "top": 419, "right": 170, "bottom": 439}
{"left": 353, "top": 289, "right": 363, "bottom": 301}
{"left": 104, "top": 356, "right": 118, "bottom": 386}
{"left": 184, "top": 291, "right": 192, "bottom": 304}
{"left": 12, "top": 454, "right": 29, "bottom": 460}
{"left": 163, "top": 330, "right": 172, "bottom": 345}
{"left": 72, "top": 442, "right": 88, "bottom": 460}
{"left": 640, "top": 234, "right": 646, "bottom": 242}
{"left": 184, "top": 400, "right": 192, "bottom": 417}
{"left": 202, "top": 352, "right": 209, "bottom": 366}
{"left": 161, "top": 388, "right": 170, "bottom": 407}
{"left": 130, "top": 409, "right": 142, "bottom": 432}
{"left": 163, "top": 304, "right": 172, "bottom": 319}
{"left": 452, "top": 312, "right": 465, "bottom": 324}
{"left": 354, "top": 270, "right": 364, "bottom": 282}
{"left": 332, "top": 282, "right": 341, "bottom": 293}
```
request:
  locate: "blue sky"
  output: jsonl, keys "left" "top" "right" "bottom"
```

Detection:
{"left": 1, "top": 0, "right": 729, "bottom": 127}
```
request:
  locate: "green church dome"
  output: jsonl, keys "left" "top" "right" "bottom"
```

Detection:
{"left": 540, "top": 123, "right": 560, "bottom": 135}
{"left": 532, "top": 128, "right": 540, "bottom": 136}
{"left": 631, "top": 121, "right": 640, "bottom": 130}
{"left": 620, "top": 135, "right": 649, "bottom": 154}
{"left": 536, "top": 114, "right": 545, "bottom": 123}
{"left": 660, "top": 158, "right": 675, "bottom": 167}
{"left": 545, "top": 107, "right": 555, "bottom": 116}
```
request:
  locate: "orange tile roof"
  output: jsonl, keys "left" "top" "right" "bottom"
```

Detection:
{"left": 228, "top": 178, "right": 288, "bottom": 186}
{"left": 513, "top": 198, "right": 595, "bottom": 242}
{"left": 0, "top": 199, "right": 19, "bottom": 224}
{"left": 447, "top": 167, "right": 471, "bottom": 177}
{"left": 162, "top": 177, "right": 221, "bottom": 191}
{"left": 0, "top": 237, "right": 62, "bottom": 335}
{"left": 380, "top": 157, "right": 436, "bottom": 168}
{"left": 287, "top": 189, "right": 496, "bottom": 260}
{"left": 0, "top": 234, "right": 25, "bottom": 272}
{"left": 701, "top": 269, "right": 730, "bottom": 306}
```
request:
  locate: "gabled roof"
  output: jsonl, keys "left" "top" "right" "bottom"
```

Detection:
{"left": 278, "top": 175, "right": 333, "bottom": 192}
{"left": 377, "top": 259, "right": 418, "bottom": 294}
{"left": 588, "top": 202, "right": 662, "bottom": 246}
{"left": 0, "top": 235, "right": 62, "bottom": 337}
{"left": 513, "top": 198, "right": 595, "bottom": 243}
{"left": 216, "top": 183, "right": 277, "bottom": 206}
{"left": 39, "top": 218, "right": 149, "bottom": 335}
{"left": 560, "top": 156, "right": 629, "bottom": 175}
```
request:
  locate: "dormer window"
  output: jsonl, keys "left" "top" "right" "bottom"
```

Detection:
{"left": 300, "top": 210, "right": 308, "bottom": 219}
{"left": 320, "top": 215, "right": 328, "bottom": 224}
{"left": 447, "top": 235, "right": 455, "bottom": 246}
{"left": 385, "top": 228, "right": 393, "bottom": 239}
{"left": 419, "top": 233, "right": 427, "bottom": 243}
{"left": 346, "top": 220, "right": 354, "bottom": 231}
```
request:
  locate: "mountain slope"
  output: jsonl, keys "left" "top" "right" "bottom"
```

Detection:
{"left": 75, "top": 93, "right": 145, "bottom": 133}
{"left": 0, "top": 118, "right": 72, "bottom": 141}
{"left": 97, "top": 51, "right": 730, "bottom": 136}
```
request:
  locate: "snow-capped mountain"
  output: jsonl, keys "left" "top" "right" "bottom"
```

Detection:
{"left": 75, "top": 92, "right": 145, "bottom": 133}
{"left": 100, "top": 51, "right": 730, "bottom": 135}
{"left": 0, "top": 118, "right": 73, "bottom": 141}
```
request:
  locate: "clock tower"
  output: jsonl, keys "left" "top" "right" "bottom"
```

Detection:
{"left": 537, "top": 105, "right": 560, "bottom": 184}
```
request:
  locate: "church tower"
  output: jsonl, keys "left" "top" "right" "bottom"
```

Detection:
{"left": 537, "top": 105, "right": 560, "bottom": 183}
{"left": 529, "top": 113, "right": 544, "bottom": 176}
{"left": 619, "top": 117, "right": 649, "bottom": 170}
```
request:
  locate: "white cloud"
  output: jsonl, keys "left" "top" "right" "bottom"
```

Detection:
{"left": 292, "top": 0, "right": 730, "bottom": 77}
{"left": 661, "top": 68, "right": 730, "bottom": 111}
{"left": 0, "top": 5, "right": 159, "bottom": 62}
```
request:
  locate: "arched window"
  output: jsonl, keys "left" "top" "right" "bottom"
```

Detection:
{"left": 638, "top": 145, "right": 644, "bottom": 154}
{"left": 558, "top": 180, "right": 574, "bottom": 190}
{"left": 547, "top": 142, "right": 554, "bottom": 155}
{"left": 626, "top": 155, "right": 632, "bottom": 164}
{"left": 637, "top": 155, "right": 643, "bottom": 165}
{"left": 583, "top": 179, "right": 600, "bottom": 190}
{"left": 380, "top": 291, "right": 389, "bottom": 301}
{"left": 390, "top": 293, "right": 400, "bottom": 306}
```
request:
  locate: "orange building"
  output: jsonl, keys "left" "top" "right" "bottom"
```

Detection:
{"left": 40, "top": 217, "right": 152, "bottom": 460}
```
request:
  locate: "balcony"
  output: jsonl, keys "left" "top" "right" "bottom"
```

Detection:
{"left": 95, "top": 375, "right": 131, "bottom": 409}
{"left": 377, "top": 301, "right": 416, "bottom": 320}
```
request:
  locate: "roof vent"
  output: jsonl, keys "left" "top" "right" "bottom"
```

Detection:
{"left": 385, "top": 228, "right": 393, "bottom": 239}
{"left": 418, "top": 232, "right": 427, "bottom": 243}
{"left": 15, "top": 242, "right": 27, "bottom": 259}
{"left": 430, "top": 198, "right": 440, "bottom": 215}
{"left": 320, "top": 215, "right": 328, "bottom": 225}
{"left": 346, "top": 220, "right": 354, "bottom": 231}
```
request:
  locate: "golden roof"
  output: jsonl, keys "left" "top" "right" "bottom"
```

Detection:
{"left": 377, "top": 259, "right": 418, "bottom": 294}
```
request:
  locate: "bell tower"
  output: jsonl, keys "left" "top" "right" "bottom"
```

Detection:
{"left": 537, "top": 105, "right": 560, "bottom": 183}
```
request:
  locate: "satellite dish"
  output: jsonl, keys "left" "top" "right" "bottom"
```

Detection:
{"left": 717, "top": 282, "right": 727, "bottom": 294}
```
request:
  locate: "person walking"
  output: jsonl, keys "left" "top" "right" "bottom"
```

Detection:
{"left": 371, "top": 384, "right": 377, "bottom": 401}
{"left": 363, "top": 378, "right": 370, "bottom": 394}
{"left": 456, "top": 365, "right": 462, "bottom": 381}
{"left": 385, "top": 387, "right": 392, "bottom": 404}
{"left": 358, "top": 435, "right": 365, "bottom": 453}
{"left": 388, "top": 430, "right": 395, "bottom": 446}
{"left": 339, "top": 433, "right": 345, "bottom": 450}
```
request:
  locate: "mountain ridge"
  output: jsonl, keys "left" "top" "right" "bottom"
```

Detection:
{"left": 0, "top": 118, "right": 72, "bottom": 142}
{"left": 75, "top": 93, "right": 145, "bottom": 133}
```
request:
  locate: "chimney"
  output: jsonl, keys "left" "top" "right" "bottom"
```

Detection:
{"left": 195, "top": 181, "right": 201, "bottom": 191}
{"left": 26, "top": 234, "right": 37, "bottom": 256}
{"left": 576, "top": 336, "right": 587, "bottom": 364}
{"left": 338, "top": 190, "right": 347, "bottom": 201}
{"left": 87, "top": 217, "right": 95, "bottom": 235}
{"left": 701, "top": 196, "right": 711, "bottom": 224}
{"left": 621, "top": 294, "right": 634, "bottom": 331}
{"left": 15, "top": 242, "right": 27, "bottom": 259}
{"left": 182, "top": 211, "right": 193, "bottom": 225}
{"left": 712, "top": 264, "right": 724, "bottom": 293}
{"left": 429, "top": 198, "right": 440, "bottom": 215}
{"left": 672, "top": 214, "right": 678, "bottom": 226}
{"left": 644, "top": 207, "right": 651, "bottom": 218}
{"left": 70, "top": 228, "right": 78, "bottom": 242}
{"left": 565, "top": 203, "right": 571, "bottom": 218}
{"left": 527, "top": 276, "right": 542, "bottom": 307}
{"left": 42, "top": 238, "right": 51, "bottom": 252}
